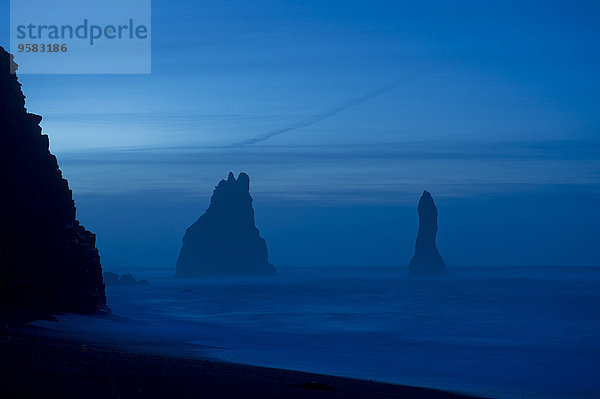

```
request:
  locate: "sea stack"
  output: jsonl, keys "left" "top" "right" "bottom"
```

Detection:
{"left": 176, "top": 172, "right": 275, "bottom": 277}
{"left": 409, "top": 190, "right": 447, "bottom": 275}
{"left": 0, "top": 47, "right": 106, "bottom": 313}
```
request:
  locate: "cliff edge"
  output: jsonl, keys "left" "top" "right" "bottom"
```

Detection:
{"left": 0, "top": 47, "right": 106, "bottom": 313}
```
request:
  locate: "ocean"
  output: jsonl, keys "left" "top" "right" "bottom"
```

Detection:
{"left": 35, "top": 266, "right": 600, "bottom": 399}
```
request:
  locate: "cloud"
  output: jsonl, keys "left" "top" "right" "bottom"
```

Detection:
{"left": 55, "top": 139, "right": 600, "bottom": 202}
{"left": 233, "top": 81, "right": 402, "bottom": 146}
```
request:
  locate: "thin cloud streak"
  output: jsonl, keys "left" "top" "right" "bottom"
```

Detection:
{"left": 117, "top": 81, "right": 405, "bottom": 153}
{"left": 233, "top": 80, "right": 403, "bottom": 146}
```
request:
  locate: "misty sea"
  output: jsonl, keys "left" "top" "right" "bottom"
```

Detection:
{"left": 36, "top": 267, "right": 600, "bottom": 399}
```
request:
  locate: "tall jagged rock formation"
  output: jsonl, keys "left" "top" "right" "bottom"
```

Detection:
{"left": 409, "top": 191, "right": 447, "bottom": 275}
{"left": 0, "top": 47, "right": 106, "bottom": 313}
{"left": 176, "top": 172, "right": 275, "bottom": 277}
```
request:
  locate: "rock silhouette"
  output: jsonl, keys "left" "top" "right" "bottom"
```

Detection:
{"left": 103, "top": 272, "right": 148, "bottom": 286}
{"left": 0, "top": 46, "right": 106, "bottom": 313}
{"left": 409, "top": 191, "right": 447, "bottom": 275}
{"left": 176, "top": 172, "right": 275, "bottom": 277}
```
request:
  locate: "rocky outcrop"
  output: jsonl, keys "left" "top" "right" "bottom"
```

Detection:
{"left": 176, "top": 172, "right": 275, "bottom": 277}
{"left": 103, "top": 272, "right": 148, "bottom": 286}
{"left": 409, "top": 191, "right": 447, "bottom": 275}
{"left": 0, "top": 46, "right": 106, "bottom": 313}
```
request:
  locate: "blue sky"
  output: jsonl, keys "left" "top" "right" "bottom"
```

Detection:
{"left": 1, "top": 0, "right": 599, "bottom": 270}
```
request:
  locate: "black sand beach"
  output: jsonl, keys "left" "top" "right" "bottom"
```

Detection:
{"left": 0, "top": 316, "right": 486, "bottom": 399}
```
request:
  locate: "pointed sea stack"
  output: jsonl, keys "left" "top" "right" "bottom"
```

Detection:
{"left": 409, "top": 191, "right": 447, "bottom": 275}
{"left": 176, "top": 172, "right": 275, "bottom": 277}
{"left": 0, "top": 47, "right": 106, "bottom": 313}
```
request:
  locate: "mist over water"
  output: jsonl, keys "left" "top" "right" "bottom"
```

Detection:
{"left": 36, "top": 266, "right": 600, "bottom": 399}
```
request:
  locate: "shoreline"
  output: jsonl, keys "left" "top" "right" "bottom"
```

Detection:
{"left": 0, "top": 314, "right": 489, "bottom": 399}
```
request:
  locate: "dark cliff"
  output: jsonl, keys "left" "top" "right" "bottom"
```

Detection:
{"left": 409, "top": 191, "right": 447, "bottom": 275}
{"left": 176, "top": 172, "right": 275, "bottom": 277}
{"left": 0, "top": 47, "right": 106, "bottom": 313}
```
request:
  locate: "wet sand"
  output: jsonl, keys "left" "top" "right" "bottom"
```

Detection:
{"left": 0, "top": 315, "right": 487, "bottom": 399}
